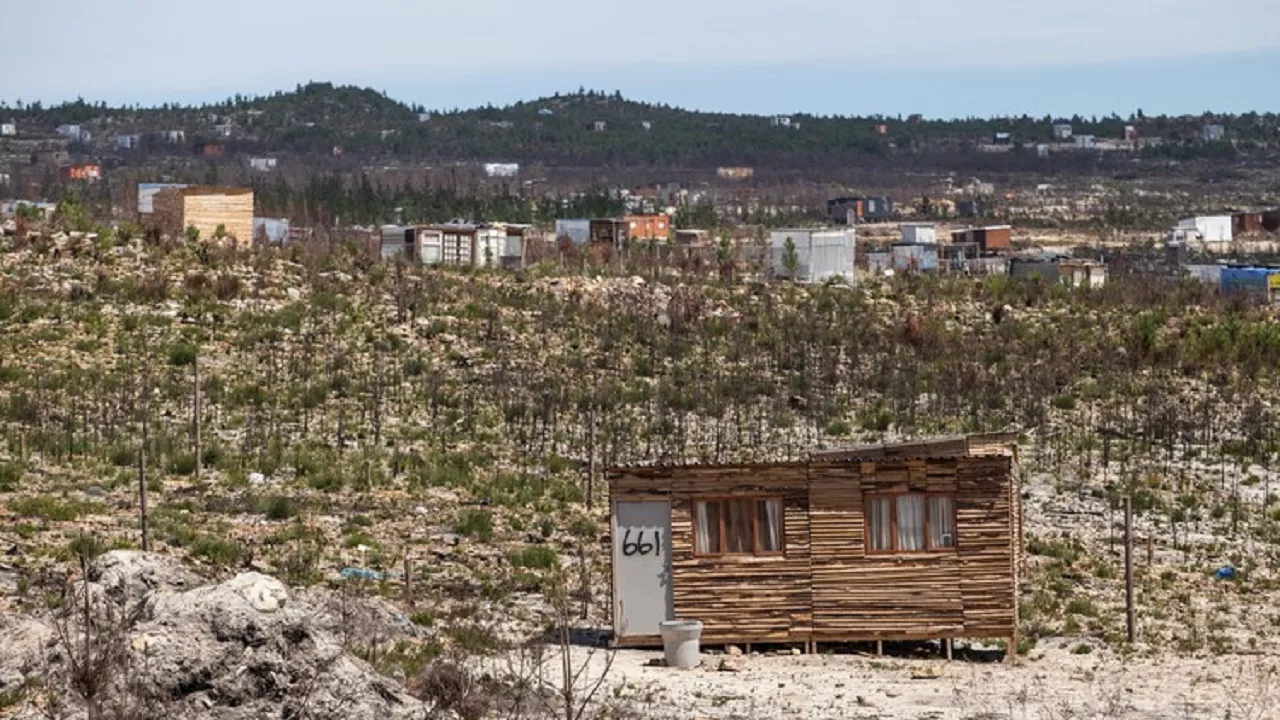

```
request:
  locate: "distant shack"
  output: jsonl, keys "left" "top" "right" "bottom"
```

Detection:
{"left": 149, "top": 186, "right": 254, "bottom": 247}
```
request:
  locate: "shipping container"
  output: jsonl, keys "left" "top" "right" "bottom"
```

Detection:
{"left": 900, "top": 223, "right": 936, "bottom": 244}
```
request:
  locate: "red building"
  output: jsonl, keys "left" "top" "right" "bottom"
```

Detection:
{"left": 623, "top": 214, "right": 672, "bottom": 241}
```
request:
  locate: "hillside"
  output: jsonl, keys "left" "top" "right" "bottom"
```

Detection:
{"left": 2, "top": 224, "right": 1280, "bottom": 716}
{"left": 3, "top": 83, "right": 1274, "bottom": 169}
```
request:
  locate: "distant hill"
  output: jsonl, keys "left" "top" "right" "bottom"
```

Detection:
{"left": 1, "top": 82, "right": 1274, "bottom": 169}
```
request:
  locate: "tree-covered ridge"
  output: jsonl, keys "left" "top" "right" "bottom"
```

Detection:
{"left": 4, "top": 84, "right": 1274, "bottom": 167}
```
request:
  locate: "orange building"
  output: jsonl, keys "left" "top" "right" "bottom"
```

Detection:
{"left": 60, "top": 164, "right": 102, "bottom": 181}
{"left": 624, "top": 214, "right": 672, "bottom": 241}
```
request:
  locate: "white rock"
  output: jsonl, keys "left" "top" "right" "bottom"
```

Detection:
{"left": 226, "top": 572, "right": 289, "bottom": 613}
{"left": 248, "top": 472, "right": 266, "bottom": 485}
{"left": 285, "top": 287, "right": 301, "bottom": 301}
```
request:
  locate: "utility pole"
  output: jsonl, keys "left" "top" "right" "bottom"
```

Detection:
{"left": 194, "top": 350, "right": 202, "bottom": 481}
{"left": 139, "top": 355, "right": 152, "bottom": 552}
{"left": 1124, "top": 496, "right": 1135, "bottom": 644}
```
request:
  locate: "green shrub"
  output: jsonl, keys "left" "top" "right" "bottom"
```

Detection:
{"left": 569, "top": 517, "right": 598, "bottom": 539}
{"left": 1064, "top": 597, "right": 1098, "bottom": 617}
{"left": 444, "top": 624, "right": 503, "bottom": 655}
{"left": 168, "top": 343, "right": 197, "bottom": 367}
{"left": 262, "top": 495, "right": 300, "bottom": 521}
{"left": 825, "top": 418, "right": 852, "bottom": 436}
{"left": 190, "top": 535, "right": 248, "bottom": 566}
{"left": 454, "top": 509, "right": 493, "bottom": 541}
{"left": 508, "top": 545, "right": 558, "bottom": 570}
{"left": 410, "top": 611, "right": 436, "bottom": 628}
{"left": 167, "top": 453, "right": 197, "bottom": 476}
{"left": 538, "top": 517, "right": 555, "bottom": 539}
{"left": 344, "top": 531, "right": 379, "bottom": 550}
{"left": 1050, "top": 394, "right": 1077, "bottom": 411}
{"left": 110, "top": 446, "right": 138, "bottom": 468}
{"left": 12, "top": 496, "right": 100, "bottom": 521}
{"left": 1071, "top": 643, "right": 1094, "bottom": 655}
{"left": 0, "top": 461, "right": 23, "bottom": 492}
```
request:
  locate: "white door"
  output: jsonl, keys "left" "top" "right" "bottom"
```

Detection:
{"left": 612, "top": 501, "right": 673, "bottom": 639}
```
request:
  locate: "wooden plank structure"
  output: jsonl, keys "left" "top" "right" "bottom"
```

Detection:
{"left": 150, "top": 186, "right": 254, "bottom": 248}
{"left": 607, "top": 432, "right": 1021, "bottom": 656}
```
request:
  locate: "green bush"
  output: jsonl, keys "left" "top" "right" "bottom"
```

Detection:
{"left": 1071, "top": 643, "right": 1094, "bottom": 655}
{"left": 167, "top": 453, "right": 198, "bottom": 476}
{"left": 508, "top": 545, "right": 558, "bottom": 570}
{"left": 0, "top": 461, "right": 23, "bottom": 492}
{"left": 190, "top": 535, "right": 248, "bottom": 567}
{"left": 110, "top": 446, "right": 138, "bottom": 468}
{"left": 12, "top": 496, "right": 100, "bottom": 521}
{"left": 261, "top": 495, "right": 300, "bottom": 521}
{"left": 825, "top": 418, "right": 852, "bottom": 436}
{"left": 454, "top": 509, "right": 493, "bottom": 541}
{"left": 569, "top": 516, "right": 598, "bottom": 539}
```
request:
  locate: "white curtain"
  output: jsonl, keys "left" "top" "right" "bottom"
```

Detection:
{"left": 869, "top": 497, "right": 893, "bottom": 551}
{"left": 695, "top": 501, "right": 719, "bottom": 554}
{"left": 929, "top": 496, "right": 956, "bottom": 548}
{"left": 897, "top": 494, "right": 926, "bottom": 551}
{"left": 725, "top": 499, "right": 754, "bottom": 553}
{"left": 757, "top": 498, "right": 783, "bottom": 552}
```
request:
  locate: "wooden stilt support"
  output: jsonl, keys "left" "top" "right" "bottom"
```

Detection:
{"left": 945, "top": 638, "right": 953, "bottom": 661}
{"left": 1006, "top": 633, "right": 1017, "bottom": 664}
{"left": 876, "top": 640, "right": 883, "bottom": 656}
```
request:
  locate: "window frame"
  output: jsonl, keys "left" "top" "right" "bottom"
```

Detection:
{"left": 692, "top": 496, "right": 786, "bottom": 557}
{"left": 863, "top": 492, "right": 957, "bottom": 555}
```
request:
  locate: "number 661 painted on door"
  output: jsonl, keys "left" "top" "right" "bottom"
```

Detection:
{"left": 620, "top": 528, "right": 662, "bottom": 556}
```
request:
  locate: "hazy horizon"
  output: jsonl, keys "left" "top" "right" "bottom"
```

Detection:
{"left": 3, "top": 0, "right": 1279, "bottom": 118}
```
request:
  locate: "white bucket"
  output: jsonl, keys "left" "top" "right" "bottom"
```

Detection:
{"left": 658, "top": 620, "right": 703, "bottom": 668}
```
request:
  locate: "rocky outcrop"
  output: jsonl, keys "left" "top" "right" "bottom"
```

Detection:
{"left": 5, "top": 553, "right": 435, "bottom": 720}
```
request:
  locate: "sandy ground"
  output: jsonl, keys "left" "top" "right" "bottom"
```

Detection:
{"left": 535, "top": 641, "right": 1280, "bottom": 720}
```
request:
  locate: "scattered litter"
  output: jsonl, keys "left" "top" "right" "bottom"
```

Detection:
{"left": 340, "top": 567, "right": 385, "bottom": 582}
{"left": 911, "top": 665, "right": 944, "bottom": 679}
{"left": 1215, "top": 566, "right": 1237, "bottom": 580}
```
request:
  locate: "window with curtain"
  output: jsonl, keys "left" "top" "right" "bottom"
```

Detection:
{"left": 693, "top": 498, "right": 784, "bottom": 556}
{"left": 865, "top": 493, "right": 957, "bottom": 553}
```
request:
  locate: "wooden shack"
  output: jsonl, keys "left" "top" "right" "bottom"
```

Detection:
{"left": 150, "top": 186, "right": 254, "bottom": 247}
{"left": 607, "top": 433, "right": 1021, "bottom": 655}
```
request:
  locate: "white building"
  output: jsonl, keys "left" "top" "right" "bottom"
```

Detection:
{"left": 771, "top": 115, "right": 793, "bottom": 128}
{"left": 249, "top": 157, "right": 278, "bottom": 172}
{"left": 137, "top": 182, "right": 189, "bottom": 214}
{"left": 0, "top": 122, "right": 15, "bottom": 136}
{"left": 899, "top": 222, "right": 937, "bottom": 244}
{"left": 116, "top": 134, "right": 141, "bottom": 150}
{"left": 1074, "top": 135, "right": 1096, "bottom": 149}
{"left": 1203, "top": 124, "right": 1225, "bottom": 142}
{"left": 56, "top": 124, "right": 90, "bottom": 142}
{"left": 1052, "top": 123, "right": 1073, "bottom": 140}
{"left": 483, "top": 163, "right": 519, "bottom": 178}
{"left": 770, "top": 228, "right": 856, "bottom": 284}
{"left": 1176, "top": 216, "right": 1233, "bottom": 243}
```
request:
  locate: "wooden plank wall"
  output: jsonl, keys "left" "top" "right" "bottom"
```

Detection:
{"left": 810, "top": 460, "right": 966, "bottom": 639}
{"left": 608, "top": 451, "right": 1017, "bottom": 645}
{"left": 668, "top": 466, "right": 812, "bottom": 643}
{"left": 184, "top": 192, "right": 254, "bottom": 248}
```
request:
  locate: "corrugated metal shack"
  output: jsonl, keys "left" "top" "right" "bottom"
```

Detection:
{"left": 382, "top": 222, "right": 526, "bottom": 268}
{"left": 607, "top": 433, "right": 1022, "bottom": 656}
{"left": 1220, "top": 266, "right": 1280, "bottom": 304}
{"left": 891, "top": 242, "right": 939, "bottom": 273}
{"left": 951, "top": 225, "right": 1012, "bottom": 254}
{"left": 828, "top": 196, "right": 894, "bottom": 224}
{"left": 770, "top": 228, "right": 856, "bottom": 283}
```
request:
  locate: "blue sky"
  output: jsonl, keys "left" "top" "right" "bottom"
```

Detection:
{"left": 3, "top": 0, "right": 1278, "bottom": 117}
